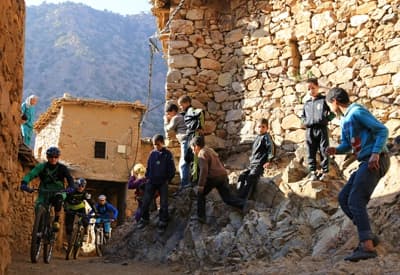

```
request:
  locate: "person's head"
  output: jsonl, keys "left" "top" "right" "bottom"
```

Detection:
{"left": 190, "top": 135, "right": 205, "bottom": 156}
{"left": 26, "top": 95, "right": 38, "bottom": 106}
{"left": 306, "top": 78, "right": 319, "bottom": 98}
{"left": 75, "top": 178, "right": 87, "bottom": 191}
{"left": 326, "top": 87, "right": 350, "bottom": 115}
{"left": 152, "top": 134, "right": 165, "bottom": 151}
{"left": 165, "top": 103, "right": 179, "bottom": 117}
{"left": 132, "top": 163, "right": 146, "bottom": 178}
{"left": 177, "top": 95, "right": 191, "bottom": 111}
{"left": 46, "top": 146, "right": 60, "bottom": 165}
{"left": 256, "top": 118, "right": 269, "bottom": 135}
{"left": 98, "top": 194, "right": 107, "bottom": 205}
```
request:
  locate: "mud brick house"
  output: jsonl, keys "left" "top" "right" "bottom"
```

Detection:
{"left": 33, "top": 95, "right": 147, "bottom": 222}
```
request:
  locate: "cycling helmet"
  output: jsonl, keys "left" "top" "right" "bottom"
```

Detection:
{"left": 75, "top": 178, "right": 87, "bottom": 188}
{"left": 98, "top": 194, "right": 106, "bottom": 201}
{"left": 46, "top": 146, "right": 60, "bottom": 157}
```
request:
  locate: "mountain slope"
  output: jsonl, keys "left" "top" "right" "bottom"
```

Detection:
{"left": 24, "top": 3, "right": 167, "bottom": 137}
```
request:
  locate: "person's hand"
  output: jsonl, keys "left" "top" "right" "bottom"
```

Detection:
{"left": 368, "top": 153, "right": 380, "bottom": 170}
{"left": 263, "top": 162, "right": 272, "bottom": 169}
{"left": 66, "top": 186, "right": 75, "bottom": 194}
{"left": 20, "top": 184, "right": 33, "bottom": 193}
{"left": 197, "top": 186, "right": 204, "bottom": 195}
{"left": 326, "top": 147, "right": 336, "bottom": 155}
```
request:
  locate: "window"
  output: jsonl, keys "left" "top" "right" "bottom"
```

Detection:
{"left": 94, "top": 141, "right": 106, "bottom": 159}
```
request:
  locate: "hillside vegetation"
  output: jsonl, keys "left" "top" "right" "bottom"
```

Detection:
{"left": 24, "top": 3, "right": 167, "bottom": 137}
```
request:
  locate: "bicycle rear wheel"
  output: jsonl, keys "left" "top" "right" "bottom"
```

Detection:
{"left": 30, "top": 206, "right": 46, "bottom": 263}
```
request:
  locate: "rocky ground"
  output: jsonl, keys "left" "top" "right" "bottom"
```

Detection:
{"left": 103, "top": 142, "right": 400, "bottom": 274}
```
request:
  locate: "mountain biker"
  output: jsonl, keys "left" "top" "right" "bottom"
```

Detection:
{"left": 21, "top": 146, "right": 74, "bottom": 231}
{"left": 64, "top": 178, "right": 94, "bottom": 243}
{"left": 90, "top": 195, "right": 118, "bottom": 239}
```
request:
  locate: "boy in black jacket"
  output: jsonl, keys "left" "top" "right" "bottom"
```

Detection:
{"left": 237, "top": 118, "right": 275, "bottom": 200}
{"left": 137, "top": 134, "right": 176, "bottom": 231}
{"left": 301, "top": 78, "right": 335, "bottom": 181}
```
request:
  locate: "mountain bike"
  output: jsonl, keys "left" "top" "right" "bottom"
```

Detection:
{"left": 94, "top": 218, "right": 112, "bottom": 257}
{"left": 30, "top": 189, "right": 64, "bottom": 264}
{"left": 65, "top": 211, "right": 88, "bottom": 260}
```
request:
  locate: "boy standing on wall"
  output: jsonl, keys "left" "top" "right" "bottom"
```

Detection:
{"left": 301, "top": 78, "right": 335, "bottom": 181}
{"left": 164, "top": 102, "right": 189, "bottom": 190}
{"left": 177, "top": 95, "right": 204, "bottom": 184}
{"left": 237, "top": 118, "right": 275, "bottom": 200}
{"left": 137, "top": 134, "right": 176, "bottom": 232}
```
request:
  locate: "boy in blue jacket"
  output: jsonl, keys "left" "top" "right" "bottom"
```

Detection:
{"left": 137, "top": 134, "right": 176, "bottom": 231}
{"left": 326, "top": 87, "right": 390, "bottom": 262}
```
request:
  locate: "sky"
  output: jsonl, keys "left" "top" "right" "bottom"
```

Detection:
{"left": 25, "top": 0, "right": 152, "bottom": 15}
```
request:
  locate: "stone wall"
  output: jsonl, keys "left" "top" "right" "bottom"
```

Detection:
{"left": 154, "top": 0, "right": 400, "bottom": 153}
{"left": 0, "top": 0, "right": 25, "bottom": 274}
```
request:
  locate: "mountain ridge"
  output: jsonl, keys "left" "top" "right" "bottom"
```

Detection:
{"left": 24, "top": 2, "right": 167, "bottom": 137}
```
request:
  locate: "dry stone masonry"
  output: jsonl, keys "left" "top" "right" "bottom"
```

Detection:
{"left": 153, "top": 0, "right": 400, "bottom": 152}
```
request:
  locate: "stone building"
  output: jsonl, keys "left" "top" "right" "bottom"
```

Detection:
{"left": 33, "top": 95, "right": 147, "bottom": 222}
{"left": 151, "top": 0, "right": 400, "bottom": 155}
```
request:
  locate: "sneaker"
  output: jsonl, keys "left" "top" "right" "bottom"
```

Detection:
{"left": 242, "top": 200, "right": 255, "bottom": 215}
{"left": 196, "top": 216, "right": 206, "bottom": 224}
{"left": 344, "top": 243, "right": 377, "bottom": 262}
{"left": 307, "top": 171, "right": 318, "bottom": 181}
{"left": 137, "top": 218, "right": 149, "bottom": 229}
{"left": 82, "top": 234, "right": 88, "bottom": 242}
{"left": 372, "top": 235, "right": 380, "bottom": 247}
{"left": 52, "top": 221, "right": 60, "bottom": 232}
{"left": 157, "top": 220, "right": 168, "bottom": 228}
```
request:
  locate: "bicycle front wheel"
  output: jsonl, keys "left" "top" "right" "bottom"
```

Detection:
{"left": 73, "top": 226, "right": 84, "bottom": 259}
{"left": 66, "top": 216, "right": 80, "bottom": 260}
{"left": 95, "top": 229, "right": 104, "bottom": 257}
{"left": 30, "top": 206, "right": 46, "bottom": 263}
{"left": 43, "top": 218, "right": 55, "bottom": 263}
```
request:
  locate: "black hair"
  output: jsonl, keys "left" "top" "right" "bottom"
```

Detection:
{"left": 152, "top": 134, "right": 165, "bottom": 144}
{"left": 178, "top": 95, "right": 191, "bottom": 105}
{"left": 326, "top": 87, "right": 350, "bottom": 104}
{"left": 190, "top": 135, "right": 205, "bottom": 148}
{"left": 165, "top": 103, "right": 179, "bottom": 112}
{"left": 257, "top": 118, "right": 268, "bottom": 126}
{"left": 306, "top": 78, "right": 319, "bottom": 86}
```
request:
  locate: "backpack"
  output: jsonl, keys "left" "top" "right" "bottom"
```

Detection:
{"left": 183, "top": 107, "right": 205, "bottom": 135}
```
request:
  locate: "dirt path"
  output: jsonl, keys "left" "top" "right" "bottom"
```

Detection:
{"left": 7, "top": 252, "right": 181, "bottom": 275}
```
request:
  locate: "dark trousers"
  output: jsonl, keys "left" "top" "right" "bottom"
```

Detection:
{"left": 338, "top": 153, "right": 390, "bottom": 241}
{"left": 141, "top": 182, "right": 168, "bottom": 223}
{"left": 306, "top": 126, "right": 330, "bottom": 173}
{"left": 65, "top": 208, "right": 88, "bottom": 236}
{"left": 198, "top": 176, "right": 244, "bottom": 219}
{"left": 237, "top": 165, "right": 264, "bottom": 199}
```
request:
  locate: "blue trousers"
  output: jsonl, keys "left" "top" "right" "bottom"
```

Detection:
{"left": 338, "top": 153, "right": 390, "bottom": 241}
{"left": 179, "top": 138, "right": 190, "bottom": 187}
